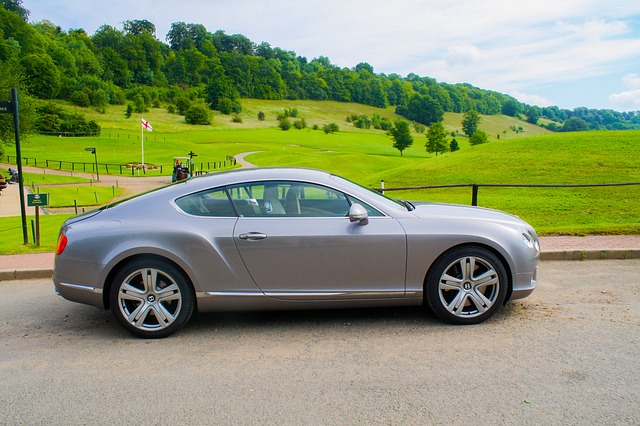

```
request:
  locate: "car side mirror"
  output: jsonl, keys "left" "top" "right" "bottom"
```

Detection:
{"left": 349, "top": 203, "right": 369, "bottom": 226}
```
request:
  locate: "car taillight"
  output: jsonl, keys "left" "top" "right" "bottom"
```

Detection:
{"left": 56, "top": 232, "right": 68, "bottom": 255}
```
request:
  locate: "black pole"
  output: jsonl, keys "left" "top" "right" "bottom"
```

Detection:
{"left": 94, "top": 150, "right": 99, "bottom": 181}
{"left": 12, "top": 89, "right": 28, "bottom": 244}
{"left": 471, "top": 184, "right": 479, "bottom": 206}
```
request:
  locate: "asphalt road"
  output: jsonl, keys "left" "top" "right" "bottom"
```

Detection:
{"left": 1, "top": 260, "right": 639, "bottom": 425}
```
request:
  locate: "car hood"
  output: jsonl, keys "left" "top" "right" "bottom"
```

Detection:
{"left": 410, "top": 202, "right": 528, "bottom": 228}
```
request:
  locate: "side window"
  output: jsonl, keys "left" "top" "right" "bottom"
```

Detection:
{"left": 175, "top": 188, "right": 236, "bottom": 217}
{"left": 228, "top": 181, "right": 354, "bottom": 217}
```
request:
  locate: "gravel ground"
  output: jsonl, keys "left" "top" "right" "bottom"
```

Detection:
{"left": 1, "top": 260, "right": 639, "bottom": 425}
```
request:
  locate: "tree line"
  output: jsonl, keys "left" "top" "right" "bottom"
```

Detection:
{"left": 1, "top": 0, "right": 639, "bottom": 146}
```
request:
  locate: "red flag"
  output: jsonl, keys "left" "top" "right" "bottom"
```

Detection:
{"left": 141, "top": 118, "right": 153, "bottom": 132}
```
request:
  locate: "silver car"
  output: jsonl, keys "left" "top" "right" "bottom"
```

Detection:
{"left": 54, "top": 168, "right": 539, "bottom": 338}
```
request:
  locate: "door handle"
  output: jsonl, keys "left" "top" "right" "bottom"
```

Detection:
{"left": 239, "top": 232, "right": 267, "bottom": 241}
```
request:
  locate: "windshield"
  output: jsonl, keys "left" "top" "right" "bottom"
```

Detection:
{"left": 330, "top": 175, "right": 410, "bottom": 211}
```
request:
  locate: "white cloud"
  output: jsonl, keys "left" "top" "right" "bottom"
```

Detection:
{"left": 554, "top": 19, "right": 629, "bottom": 41}
{"left": 609, "top": 89, "right": 640, "bottom": 109}
{"left": 444, "top": 45, "right": 483, "bottom": 66}
{"left": 622, "top": 73, "right": 640, "bottom": 89}
{"left": 609, "top": 74, "right": 640, "bottom": 109}
{"left": 510, "top": 91, "right": 554, "bottom": 107}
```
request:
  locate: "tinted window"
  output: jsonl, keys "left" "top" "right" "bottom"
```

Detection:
{"left": 227, "top": 181, "right": 362, "bottom": 217}
{"left": 175, "top": 188, "right": 235, "bottom": 217}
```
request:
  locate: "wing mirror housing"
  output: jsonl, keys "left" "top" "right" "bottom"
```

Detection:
{"left": 349, "top": 203, "right": 369, "bottom": 226}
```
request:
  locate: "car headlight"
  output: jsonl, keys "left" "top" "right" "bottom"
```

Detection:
{"left": 522, "top": 231, "right": 540, "bottom": 254}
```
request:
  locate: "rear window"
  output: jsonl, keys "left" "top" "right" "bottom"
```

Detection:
{"left": 175, "top": 188, "right": 236, "bottom": 217}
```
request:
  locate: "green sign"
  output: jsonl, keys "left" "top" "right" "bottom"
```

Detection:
{"left": 27, "top": 193, "right": 49, "bottom": 207}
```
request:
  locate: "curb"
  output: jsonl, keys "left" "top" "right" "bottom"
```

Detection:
{"left": 0, "top": 269, "right": 53, "bottom": 281}
{"left": 540, "top": 249, "right": 640, "bottom": 261}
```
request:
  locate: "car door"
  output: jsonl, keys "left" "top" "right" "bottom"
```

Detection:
{"left": 229, "top": 181, "right": 407, "bottom": 300}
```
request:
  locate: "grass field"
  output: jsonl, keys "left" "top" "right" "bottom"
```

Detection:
{"left": 0, "top": 99, "right": 638, "bottom": 254}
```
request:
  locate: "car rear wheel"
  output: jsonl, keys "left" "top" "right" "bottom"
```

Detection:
{"left": 426, "top": 246, "right": 508, "bottom": 325}
{"left": 109, "top": 258, "right": 194, "bottom": 338}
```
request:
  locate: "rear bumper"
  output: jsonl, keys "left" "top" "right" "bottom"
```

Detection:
{"left": 54, "top": 281, "right": 104, "bottom": 308}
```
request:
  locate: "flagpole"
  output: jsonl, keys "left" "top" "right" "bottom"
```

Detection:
{"left": 141, "top": 118, "right": 145, "bottom": 172}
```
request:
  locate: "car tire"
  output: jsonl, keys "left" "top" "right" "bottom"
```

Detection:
{"left": 426, "top": 246, "right": 508, "bottom": 325}
{"left": 109, "top": 258, "right": 195, "bottom": 338}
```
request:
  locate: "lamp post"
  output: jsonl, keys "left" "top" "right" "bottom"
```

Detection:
{"left": 85, "top": 147, "right": 99, "bottom": 181}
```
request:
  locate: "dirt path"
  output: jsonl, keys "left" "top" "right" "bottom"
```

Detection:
{"left": 1, "top": 154, "right": 256, "bottom": 216}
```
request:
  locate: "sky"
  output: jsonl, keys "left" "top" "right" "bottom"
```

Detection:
{"left": 24, "top": 0, "right": 640, "bottom": 112}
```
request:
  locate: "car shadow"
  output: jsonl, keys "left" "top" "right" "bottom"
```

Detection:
{"left": 186, "top": 305, "right": 441, "bottom": 335}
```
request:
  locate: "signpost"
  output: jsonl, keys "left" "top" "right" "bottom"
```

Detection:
{"left": 1, "top": 89, "right": 28, "bottom": 244}
{"left": 27, "top": 193, "right": 49, "bottom": 247}
{"left": 85, "top": 147, "right": 99, "bottom": 181}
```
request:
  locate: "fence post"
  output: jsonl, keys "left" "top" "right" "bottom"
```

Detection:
{"left": 472, "top": 184, "right": 479, "bottom": 206}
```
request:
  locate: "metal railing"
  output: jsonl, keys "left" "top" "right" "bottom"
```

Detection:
{"left": 3, "top": 156, "right": 237, "bottom": 176}
{"left": 377, "top": 182, "right": 640, "bottom": 206}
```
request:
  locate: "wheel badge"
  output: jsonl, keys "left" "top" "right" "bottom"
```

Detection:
{"left": 147, "top": 295, "right": 156, "bottom": 303}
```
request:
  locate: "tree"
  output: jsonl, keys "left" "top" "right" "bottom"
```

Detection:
{"left": 1, "top": 0, "right": 29, "bottom": 20}
{"left": 174, "top": 97, "right": 191, "bottom": 115}
{"left": 389, "top": 119, "right": 413, "bottom": 156}
{"left": 0, "top": 59, "right": 36, "bottom": 158}
{"left": 502, "top": 99, "right": 521, "bottom": 117}
{"left": 425, "top": 122, "right": 448, "bottom": 156}
{"left": 525, "top": 105, "right": 542, "bottom": 124}
{"left": 396, "top": 94, "right": 443, "bottom": 125}
{"left": 450, "top": 138, "right": 460, "bottom": 152}
{"left": 205, "top": 74, "right": 240, "bottom": 110}
{"left": 166, "top": 22, "right": 191, "bottom": 50}
{"left": 561, "top": 116, "right": 589, "bottom": 132}
{"left": 469, "top": 130, "right": 489, "bottom": 145}
{"left": 123, "top": 19, "right": 156, "bottom": 36}
{"left": 462, "top": 110, "right": 482, "bottom": 137}
{"left": 184, "top": 104, "right": 211, "bottom": 125}
{"left": 21, "top": 54, "right": 61, "bottom": 99}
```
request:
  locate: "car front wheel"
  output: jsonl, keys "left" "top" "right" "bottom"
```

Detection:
{"left": 109, "top": 258, "right": 194, "bottom": 338}
{"left": 426, "top": 246, "right": 508, "bottom": 325}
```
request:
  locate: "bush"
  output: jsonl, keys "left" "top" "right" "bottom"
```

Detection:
{"left": 231, "top": 114, "right": 243, "bottom": 123}
{"left": 175, "top": 97, "right": 192, "bottom": 115}
{"left": 278, "top": 118, "right": 292, "bottom": 131}
{"left": 469, "top": 130, "right": 488, "bottom": 146}
{"left": 70, "top": 91, "right": 90, "bottom": 108}
{"left": 257, "top": 111, "right": 265, "bottom": 121}
{"left": 293, "top": 118, "right": 307, "bottom": 129}
{"left": 323, "top": 123, "right": 339, "bottom": 134}
{"left": 184, "top": 105, "right": 211, "bottom": 125}
{"left": 35, "top": 103, "right": 101, "bottom": 136}
{"left": 216, "top": 97, "right": 242, "bottom": 115}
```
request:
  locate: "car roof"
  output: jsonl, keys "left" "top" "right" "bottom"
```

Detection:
{"left": 180, "top": 167, "right": 334, "bottom": 191}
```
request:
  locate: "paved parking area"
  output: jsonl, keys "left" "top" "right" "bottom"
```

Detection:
{"left": 1, "top": 260, "right": 639, "bottom": 424}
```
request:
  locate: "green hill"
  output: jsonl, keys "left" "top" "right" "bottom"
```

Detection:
{"left": 11, "top": 99, "right": 640, "bottom": 235}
